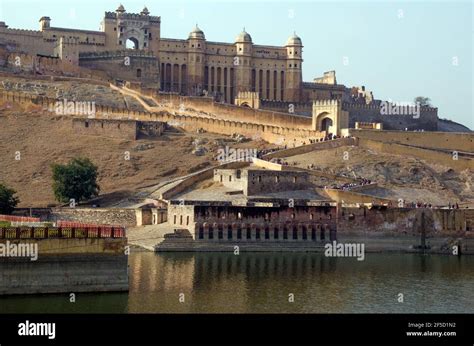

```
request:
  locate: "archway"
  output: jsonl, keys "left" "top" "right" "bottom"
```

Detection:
{"left": 321, "top": 117, "right": 333, "bottom": 132}
{"left": 126, "top": 37, "right": 139, "bottom": 50}
{"left": 315, "top": 111, "right": 336, "bottom": 133}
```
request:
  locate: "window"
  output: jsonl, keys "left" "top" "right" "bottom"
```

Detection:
{"left": 258, "top": 176, "right": 262, "bottom": 183}
{"left": 229, "top": 176, "right": 232, "bottom": 182}
{"left": 293, "top": 176, "right": 297, "bottom": 183}
{"left": 275, "top": 176, "right": 279, "bottom": 183}
{"left": 180, "top": 215, "right": 183, "bottom": 225}
{"left": 173, "top": 215, "right": 177, "bottom": 224}
{"left": 84, "top": 121, "right": 89, "bottom": 128}
{"left": 137, "top": 69, "right": 142, "bottom": 78}
{"left": 186, "top": 216, "right": 189, "bottom": 225}
{"left": 236, "top": 170, "right": 241, "bottom": 179}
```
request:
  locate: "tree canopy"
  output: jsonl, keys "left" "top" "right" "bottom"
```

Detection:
{"left": 51, "top": 157, "right": 100, "bottom": 204}
{"left": 414, "top": 96, "right": 432, "bottom": 107}
{"left": 0, "top": 183, "right": 19, "bottom": 215}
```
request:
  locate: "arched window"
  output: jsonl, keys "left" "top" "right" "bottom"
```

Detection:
{"left": 126, "top": 38, "right": 139, "bottom": 49}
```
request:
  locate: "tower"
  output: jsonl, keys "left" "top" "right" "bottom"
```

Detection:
{"left": 234, "top": 29, "right": 253, "bottom": 95}
{"left": 285, "top": 33, "right": 303, "bottom": 102}
{"left": 187, "top": 25, "right": 206, "bottom": 95}
{"left": 101, "top": 5, "right": 161, "bottom": 54}
{"left": 39, "top": 16, "right": 51, "bottom": 31}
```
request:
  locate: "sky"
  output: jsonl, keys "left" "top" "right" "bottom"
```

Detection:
{"left": 0, "top": 0, "right": 472, "bottom": 129}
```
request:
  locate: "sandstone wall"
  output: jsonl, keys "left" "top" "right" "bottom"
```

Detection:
{"left": 263, "top": 137, "right": 356, "bottom": 159}
{"left": 72, "top": 118, "right": 138, "bottom": 140}
{"left": 352, "top": 129, "right": 474, "bottom": 153}
{"left": 344, "top": 103, "right": 438, "bottom": 131}
{"left": 358, "top": 139, "right": 474, "bottom": 171}
{"left": 49, "top": 208, "right": 137, "bottom": 227}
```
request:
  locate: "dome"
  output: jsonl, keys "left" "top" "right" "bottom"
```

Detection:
{"left": 286, "top": 32, "right": 302, "bottom": 46}
{"left": 116, "top": 4, "right": 126, "bottom": 13}
{"left": 188, "top": 25, "right": 205, "bottom": 40}
{"left": 235, "top": 29, "right": 252, "bottom": 43}
{"left": 141, "top": 6, "right": 150, "bottom": 15}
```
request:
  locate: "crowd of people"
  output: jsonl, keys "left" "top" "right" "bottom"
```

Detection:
{"left": 387, "top": 201, "right": 461, "bottom": 209}
{"left": 326, "top": 178, "right": 373, "bottom": 191}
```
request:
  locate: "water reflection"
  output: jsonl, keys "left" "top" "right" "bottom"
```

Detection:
{"left": 128, "top": 252, "right": 474, "bottom": 313}
{"left": 1, "top": 252, "right": 473, "bottom": 313}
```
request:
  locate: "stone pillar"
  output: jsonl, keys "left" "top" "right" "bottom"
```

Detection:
{"left": 178, "top": 65, "right": 182, "bottom": 94}
{"left": 250, "top": 224, "right": 256, "bottom": 241}
{"left": 226, "top": 67, "right": 231, "bottom": 103}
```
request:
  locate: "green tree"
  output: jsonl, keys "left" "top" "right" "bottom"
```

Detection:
{"left": 0, "top": 183, "right": 19, "bottom": 214}
{"left": 414, "top": 96, "right": 432, "bottom": 107}
{"left": 51, "top": 157, "right": 100, "bottom": 203}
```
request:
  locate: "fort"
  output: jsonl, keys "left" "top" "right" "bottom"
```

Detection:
{"left": 0, "top": 4, "right": 472, "bottom": 258}
{"left": 0, "top": 5, "right": 459, "bottom": 135}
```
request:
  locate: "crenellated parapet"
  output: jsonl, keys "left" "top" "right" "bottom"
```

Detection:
{"left": 104, "top": 11, "right": 161, "bottom": 23}
{"left": 79, "top": 49, "right": 156, "bottom": 59}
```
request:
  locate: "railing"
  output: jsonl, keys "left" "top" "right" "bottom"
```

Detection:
{"left": 0, "top": 227, "right": 126, "bottom": 239}
{"left": 56, "top": 221, "right": 123, "bottom": 229}
{"left": 0, "top": 215, "right": 40, "bottom": 222}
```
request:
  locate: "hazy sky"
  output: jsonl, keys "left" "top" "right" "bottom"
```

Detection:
{"left": 1, "top": 0, "right": 472, "bottom": 129}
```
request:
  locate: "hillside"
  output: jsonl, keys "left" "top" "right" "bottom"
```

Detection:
{"left": 0, "top": 100, "right": 274, "bottom": 207}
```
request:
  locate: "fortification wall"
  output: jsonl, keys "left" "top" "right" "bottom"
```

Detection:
{"left": 128, "top": 84, "right": 314, "bottom": 129}
{"left": 263, "top": 137, "right": 357, "bottom": 159}
{"left": 324, "top": 189, "right": 394, "bottom": 204}
{"left": 260, "top": 99, "right": 312, "bottom": 116}
{"left": 338, "top": 207, "right": 469, "bottom": 234}
{"left": 352, "top": 129, "right": 474, "bottom": 153}
{"left": 49, "top": 208, "right": 138, "bottom": 227}
{"left": 79, "top": 51, "right": 159, "bottom": 87}
{"left": 344, "top": 103, "right": 438, "bottom": 131}
{"left": 72, "top": 118, "right": 138, "bottom": 140}
{"left": 6, "top": 53, "right": 110, "bottom": 80}
{"left": 358, "top": 139, "right": 474, "bottom": 171}
{"left": 0, "top": 27, "right": 55, "bottom": 56}
{"left": 0, "top": 89, "right": 324, "bottom": 146}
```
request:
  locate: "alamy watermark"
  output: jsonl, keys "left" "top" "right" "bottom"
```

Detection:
{"left": 324, "top": 241, "right": 365, "bottom": 261}
{"left": 217, "top": 146, "right": 257, "bottom": 163}
{"left": 380, "top": 100, "right": 420, "bottom": 119}
{"left": 0, "top": 241, "right": 38, "bottom": 261}
{"left": 50, "top": 99, "right": 96, "bottom": 117}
